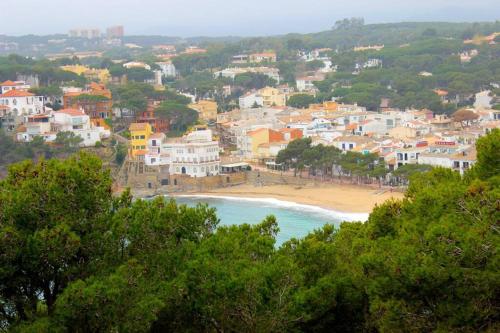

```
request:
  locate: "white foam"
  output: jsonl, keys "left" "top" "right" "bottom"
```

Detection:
{"left": 171, "top": 194, "right": 369, "bottom": 222}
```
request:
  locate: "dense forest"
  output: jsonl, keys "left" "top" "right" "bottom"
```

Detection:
{"left": 0, "top": 129, "right": 498, "bottom": 332}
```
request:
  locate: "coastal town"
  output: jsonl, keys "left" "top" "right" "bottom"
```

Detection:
{"left": 0, "top": 4, "right": 499, "bottom": 332}
{"left": 1, "top": 24, "right": 499, "bottom": 203}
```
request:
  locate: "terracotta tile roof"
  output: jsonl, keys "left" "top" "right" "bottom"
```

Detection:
{"left": 0, "top": 89, "right": 35, "bottom": 97}
{"left": 56, "top": 108, "right": 86, "bottom": 116}
{"left": 0, "top": 80, "right": 21, "bottom": 86}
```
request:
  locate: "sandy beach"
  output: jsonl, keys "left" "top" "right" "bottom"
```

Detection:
{"left": 198, "top": 183, "right": 404, "bottom": 213}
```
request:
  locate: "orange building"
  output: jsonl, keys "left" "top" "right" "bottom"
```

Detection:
{"left": 136, "top": 101, "right": 169, "bottom": 133}
{"left": 63, "top": 83, "right": 112, "bottom": 119}
{"left": 279, "top": 128, "right": 303, "bottom": 141}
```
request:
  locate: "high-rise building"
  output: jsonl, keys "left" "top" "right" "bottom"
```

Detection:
{"left": 106, "top": 26, "right": 124, "bottom": 39}
{"left": 68, "top": 28, "right": 101, "bottom": 39}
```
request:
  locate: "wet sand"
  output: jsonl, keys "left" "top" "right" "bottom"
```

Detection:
{"left": 199, "top": 183, "right": 404, "bottom": 213}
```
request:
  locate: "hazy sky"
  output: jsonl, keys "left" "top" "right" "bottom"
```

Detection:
{"left": 1, "top": 0, "right": 499, "bottom": 36}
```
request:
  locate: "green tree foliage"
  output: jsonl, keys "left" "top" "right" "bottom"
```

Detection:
{"left": 0, "top": 130, "right": 79, "bottom": 176}
{"left": 1, "top": 129, "right": 499, "bottom": 332}
{"left": 114, "top": 142, "right": 128, "bottom": 165}
{"left": 470, "top": 128, "right": 500, "bottom": 181}
{"left": 233, "top": 73, "right": 277, "bottom": 90}
{"left": 287, "top": 94, "right": 316, "bottom": 108}
{"left": 0, "top": 56, "right": 86, "bottom": 86}
{"left": 54, "top": 131, "right": 84, "bottom": 150}
{"left": 155, "top": 101, "right": 199, "bottom": 132}
{"left": 0, "top": 153, "right": 114, "bottom": 322}
{"left": 276, "top": 137, "right": 312, "bottom": 176}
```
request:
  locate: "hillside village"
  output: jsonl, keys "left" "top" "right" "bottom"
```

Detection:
{"left": 1, "top": 23, "right": 499, "bottom": 190}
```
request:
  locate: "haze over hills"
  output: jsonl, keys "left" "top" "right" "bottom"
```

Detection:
{"left": 1, "top": 0, "right": 499, "bottom": 36}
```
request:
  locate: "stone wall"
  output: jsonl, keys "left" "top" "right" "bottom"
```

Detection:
{"left": 122, "top": 160, "right": 248, "bottom": 194}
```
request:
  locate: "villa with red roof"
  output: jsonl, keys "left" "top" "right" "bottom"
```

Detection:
{"left": 0, "top": 89, "right": 46, "bottom": 131}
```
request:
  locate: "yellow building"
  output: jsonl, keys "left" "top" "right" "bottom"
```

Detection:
{"left": 189, "top": 100, "right": 218, "bottom": 122}
{"left": 129, "top": 123, "right": 153, "bottom": 158}
{"left": 245, "top": 128, "right": 284, "bottom": 157}
{"left": 60, "top": 65, "right": 111, "bottom": 84}
{"left": 258, "top": 87, "right": 286, "bottom": 107}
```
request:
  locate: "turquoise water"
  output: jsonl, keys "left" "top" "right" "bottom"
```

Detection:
{"left": 171, "top": 195, "right": 368, "bottom": 245}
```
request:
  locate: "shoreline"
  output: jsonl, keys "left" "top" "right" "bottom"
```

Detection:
{"left": 173, "top": 193, "right": 370, "bottom": 221}
{"left": 171, "top": 183, "right": 405, "bottom": 214}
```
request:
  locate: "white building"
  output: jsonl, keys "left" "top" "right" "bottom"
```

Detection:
{"left": 0, "top": 89, "right": 45, "bottom": 116}
{"left": 156, "top": 62, "right": 177, "bottom": 77}
{"left": 16, "top": 109, "right": 110, "bottom": 147}
{"left": 0, "top": 80, "right": 31, "bottom": 94}
{"left": 123, "top": 61, "right": 151, "bottom": 70}
{"left": 418, "top": 147, "right": 476, "bottom": 175}
{"left": 214, "top": 67, "right": 280, "bottom": 83}
{"left": 145, "top": 129, "right": 220, "bottom": 177}
{"left": 296, "top": 75, "right": 323, "bottom": 92}
{"left": 239, "top": 92, "right": 263, "bottom": 109}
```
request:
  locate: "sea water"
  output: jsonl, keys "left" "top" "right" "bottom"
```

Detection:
{"left": 171, "top": 195, "right": 368, "bottom": 245}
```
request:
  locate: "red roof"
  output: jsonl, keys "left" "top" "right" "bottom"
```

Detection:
{"left": 56, "top": 108, "right": 86, "bottom": 116}
{"left": 0, "top": 80, "right": 21, "bottom": 86}
{"left": 0, "top": 90, "right": 34, "bottom": 98}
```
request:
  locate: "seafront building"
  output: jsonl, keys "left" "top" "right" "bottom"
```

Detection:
{"left": 144, "top": 129, "right": 221, "bottom": 177}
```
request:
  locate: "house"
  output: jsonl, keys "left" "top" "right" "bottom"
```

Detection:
{"left": 156, "top": 62, "right": 177, "bottom": 77}
{"left": 240, "top": 128, "right": 285, "bottom": 158}
{"left": 259, "top": 87, "right": 286, "bottom": 107}
{"left": 144, "top": 133, "right": 168, "bottom": 166}
{"left": 249, "top": 52, "right": 277, "bottom": 63}
{"left": 0, "top": 80, "right": 31, "bottom": 94}
{"left": 182, "top": 47, "right": 207, "bottom": 55}
{"left": 145, "top": 129, "right": 220, "bottom": 177}
{"left": 63, "top": 83, "right": 112, "bottom": 119}
{"left": 129, "top": 122, "right": 153, "bottom": 158}
{"left": 434, "top": 89, "right": 450, "bottom": 103}
{"left": 60, "top": 65, "right": 110, "bottom": 84}
{"left": 418, "top": 147, "right": 476, "bottom": 175}
{"left": 239, "top": 91, "right": 263, "bottom": 109}
{"left": 353, "top": 45, "right": 384, "bottom": 52}
{"left": 214, "top": 67, "right": 280, "bottom": 83}
{"left": 333, "top": 135, "right": 372, "bottom": 151}
{"left": 136, "top": 101, "right": 169, "bottom": 133}
{"left": 0, "top": 89, "right": 46, "bottom": 130}
{"left": 52, "top": 109, "right": 109, "bottom": 146}
{"left": 279, "top": 128, "right": 303, "bottom": 141}
{"left": 166, "top": 130, "right": 220, "bottom": 177}
{"left": 474, "top": 90, "right": 493, "bottom": 109}
{"left": 189, "top": 100, "right": 218, "bottom": 122}
{"left": 296, "top": 74, "right": 325, "bottom": 92}
{"left": 232, "top": 54, "right": 249, "bottom": 64}
{"left": 394, "top": 146, "right": 427, "bottom": 169}
{"left": 123, "top": 61, "right": 151, "bottom": 70}
{"left": 256, "top": 141, "right": 288, "bottom": 158}
{"left": 16, "top": 114, "right": 55, "bottom": 142}
{"left": 16, "top": 109, "right": 109, "bottom": 146}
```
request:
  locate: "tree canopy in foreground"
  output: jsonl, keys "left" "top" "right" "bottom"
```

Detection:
{"left": 1, "top": 130, "right": 499, "bottom": 332}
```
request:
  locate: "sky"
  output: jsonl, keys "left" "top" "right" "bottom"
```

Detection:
{"left": 0, "top": 0, "right": 499, "bottom": 36}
